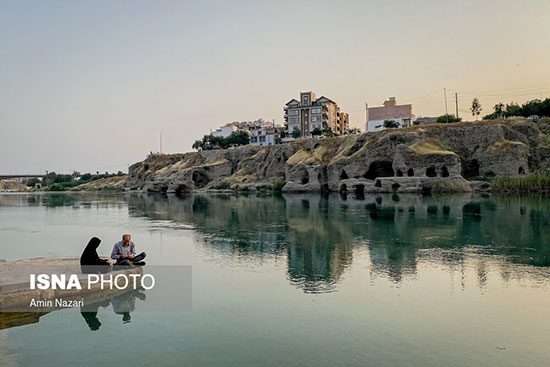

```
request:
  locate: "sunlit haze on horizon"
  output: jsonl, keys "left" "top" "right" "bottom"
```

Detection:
{"left": 1, "top": 0, "right": 549, "bottom": 174}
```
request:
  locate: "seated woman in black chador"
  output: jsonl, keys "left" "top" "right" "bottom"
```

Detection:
{"left": 80, "top": 237, "right": 111, "bottom": 273}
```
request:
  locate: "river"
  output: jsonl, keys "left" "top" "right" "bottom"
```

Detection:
{"left": 0, "top": 192, "right": 549, "bottom": 366}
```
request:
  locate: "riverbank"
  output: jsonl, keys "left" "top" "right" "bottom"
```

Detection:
{"left": 118, "top": 118, "right": 550, "bottom": 194}
{"left": 0, "top": 257, "right": 143, "bottom": 313}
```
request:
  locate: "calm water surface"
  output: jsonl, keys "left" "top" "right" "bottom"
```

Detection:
{"left": 0, "top": 192, "right": 549, "bottom": 367}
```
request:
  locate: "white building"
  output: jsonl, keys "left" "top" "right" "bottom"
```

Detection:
{"left": 249, "top": 122, "right": 285, "bottom": 146}
{"left": 211, "top": 119, "right": 285, "bottom": 146}
{"left": 212, "top": 124, "right": 238, "bottom": 138}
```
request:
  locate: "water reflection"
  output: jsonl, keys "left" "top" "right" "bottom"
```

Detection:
{"left": 125, "top": 193, "right": 550, "bottom": 292}
{"left": 3, "top": 192, "right": 550, "bottom": 293}
{"left": 0, "top": 289, "right": 147, "bottom": 332}
{"left": 80, "top": 289, "right": 146, "bottom": 330}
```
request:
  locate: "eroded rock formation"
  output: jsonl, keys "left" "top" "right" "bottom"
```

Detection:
{"left": 125, "top": 118, "right": 550, "bottom": 194}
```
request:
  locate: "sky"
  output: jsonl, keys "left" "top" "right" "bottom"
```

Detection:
{"left": 1, "top": 0, "right": 550, "bottom": 174}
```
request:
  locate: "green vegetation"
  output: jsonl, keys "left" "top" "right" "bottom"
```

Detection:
{"left": 436, "top": 114, "right": 462, "bottom": 123}
{"left": 483, "top": 98, "right": 550, "bottom": 120}
{"left": 436, "top": 140, "right": 454, "bottom": 152}
{"left": 212, "top": 180, "right": 231, "bottom": 190}
{"left": 46, "top": 181, "right": 87, "bottom": 191}
{"left": 491, "top": 169, "right": 550, "bottom": 193}
{"left": 192, "top": 130, "right": 250, "bottom": 151}
{"left": 311, "top": 127, "right": 322, "bottom": 137}
{"left": 42, "top": 171, "right": 124, "bottom": 191}
{"left": 470, "top": 98, "right": 482, "bottom": 120}
{"left": 272, "top": 180, "right": 286, "bottom": 192}
{"left": 25, "top": 177, "right": 41, "bottom": 187}
{"left": 383, "top": 119, "right": 399, "bottom": 128}
{"left": 291, "top": 128, "right": 302, "bottom": 139}
{"left": 322, "top": 126, "right": 334, "bottom": 137}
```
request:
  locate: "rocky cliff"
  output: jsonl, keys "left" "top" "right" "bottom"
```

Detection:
{"left": 124, "top": 118, "right": 550, "bottom": 194}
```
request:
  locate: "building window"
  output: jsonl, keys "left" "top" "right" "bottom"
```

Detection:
{"left": 312, "top": 108, "right": 321, "bottom": 114}
{"left": 311, "top": 116, "right": 321, "bottom": 122}
{"left": 259, "top": 136, "right": 266, "bottom": 142}
{"left": 289, "top": 110, "right": 298, "bottom": 116}
{"left": 250, "top": 137, "right": 257, "bottom": 143}
{"left": 289, "top": 117, "right": 298, "bottom": 123}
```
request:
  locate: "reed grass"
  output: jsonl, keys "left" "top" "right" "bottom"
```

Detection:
{"left": 491, "top": 169, "right": 550, "bottom": 193}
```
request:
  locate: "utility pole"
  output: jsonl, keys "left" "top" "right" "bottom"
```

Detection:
{"left": 160, "top": 131, "right": 163, "bottom": 154}
{"left": 455, "top": 93, "right": 459, "bottom": 119}
{"left": 444, "top": 88, "right": 449, "bottom": 123}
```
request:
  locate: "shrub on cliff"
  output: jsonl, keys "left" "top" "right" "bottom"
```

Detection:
{"left": 436, "top": 114, "right": 461, "bottom": 123}
{"left": 383, "top": 120, "right": 399, "bottom": 128}
{"left": 483, "top": 98, "right": 550, "bottom": 120}
{"left": 192, "top": 131, "right": 250, "bottom": 150}
{"left": 272, "top": 180, "right": 286, "bottom": 192}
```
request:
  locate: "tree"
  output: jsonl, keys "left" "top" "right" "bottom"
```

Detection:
{"left": 471, "top": 98, "right": 482, "bottom": 120}
{"left": 80, "top": 173, "right": 92, "bottom": 181}
{"left": 436, "top": 114, "right": 461, "bottom": 123}
{"left": 322, "top": 126, "right": 334, "bottom": 137}
{"left": 494, "top": 102, "right": 504, "bottom": 118}
{"left": 26, "top": 177, "right": 41, "bottom": 187}
{"left": 291, "top": 128, "right": 301, "bottom": 139}
{"left": 192, "top": 140, "right": 203, "bottom": 151}
{"left": 504, "top": 102, "right": 522, "bottom": 117}
{"left": 383, "top": 119, "right": 399, "bottom": 128}
{"left": 226, "top": 130, "right": 250, "bottom": 147}
{"left": 311, "top": 127, "right": 322, "bottom": 137}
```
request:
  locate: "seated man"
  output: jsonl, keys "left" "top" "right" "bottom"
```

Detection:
{"left": 111, "top": 234, "right": 146, "bottom": 265}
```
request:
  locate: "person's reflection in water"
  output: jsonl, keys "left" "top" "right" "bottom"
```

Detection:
{"left": 80, "top": 298, "right": 110, "bottom": 331}
{"left": 79, "top": 289, "right": 146, "bottom": 330}
{"left": 112, "top": 289, "right": 146, "bottom": 324}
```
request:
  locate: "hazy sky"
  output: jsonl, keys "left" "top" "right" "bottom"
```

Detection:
{"left": 1, "top": 0, "right": 549, "bottom": 174}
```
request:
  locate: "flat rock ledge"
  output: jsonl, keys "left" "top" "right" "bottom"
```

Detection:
{"left": 0, "top": 257, "right": 143, "bottom": 311}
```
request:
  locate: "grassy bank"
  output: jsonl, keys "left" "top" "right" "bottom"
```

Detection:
{"left": 491, "top": 170, "right": 550, "bottom": 193}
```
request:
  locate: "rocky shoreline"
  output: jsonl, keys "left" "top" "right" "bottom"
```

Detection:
{"left": 115, "top": 119, "right": 550, "bottom": 195}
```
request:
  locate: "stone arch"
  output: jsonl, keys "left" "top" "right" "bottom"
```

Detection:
{"left": 375, "top": 180, "right": 382, "bottom": 187}
{"left": 396, "top": 169, "right": 403, "bottom": 177}
{"left": 462, "top": 159, "right": 480, "bottom": 179}
{"left": 175, "top": 184, "right": 189, "bottom": 196}
{"left": 407, "top": 168, "right": 414, "bottom": 177}
{"left": 340, "top": 183, "right": 348, "bottom": 193}
{"left": 518, "top": 167, "right": 525, "bottom": 175}
{"left": 354, "top": 184, "right": 365, "bottom": 196}
{"left": 364, "top": 160, "right": 394, "bottom": 180}
{"left": 339, "top": 169, "right": 349, "bottom": 180}
{"left": 391, "top": 183, "right": 400, "bottom": 192}
{"left": 426, "top": 166, "right": 437, "bottom": 177}
{"left": 297, "top": 169, "right": 309, "bottom": 185}
{"left": 192, "top": 171, "right": 210, "bottom": 186}
{"left": 441, "top": 166, "right": 449, "bottom": 177}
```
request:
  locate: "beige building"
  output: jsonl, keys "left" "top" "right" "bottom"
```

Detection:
{"left": 284, "top": 91, "right": 349, "bottom": 137}
{"left": 366, "top": 97, "right": 414, "bottom": 131}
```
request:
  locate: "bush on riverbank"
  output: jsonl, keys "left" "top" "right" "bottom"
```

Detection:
{"left": 491, "top": 169, "right": 550, "bottom": 193}
{"left": 47, "top": 181, "right": 90, "bottom": 191}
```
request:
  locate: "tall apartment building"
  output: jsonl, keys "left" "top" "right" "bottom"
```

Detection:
{"left": 284, "top": 91, "right": 349, "bottom": 137}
